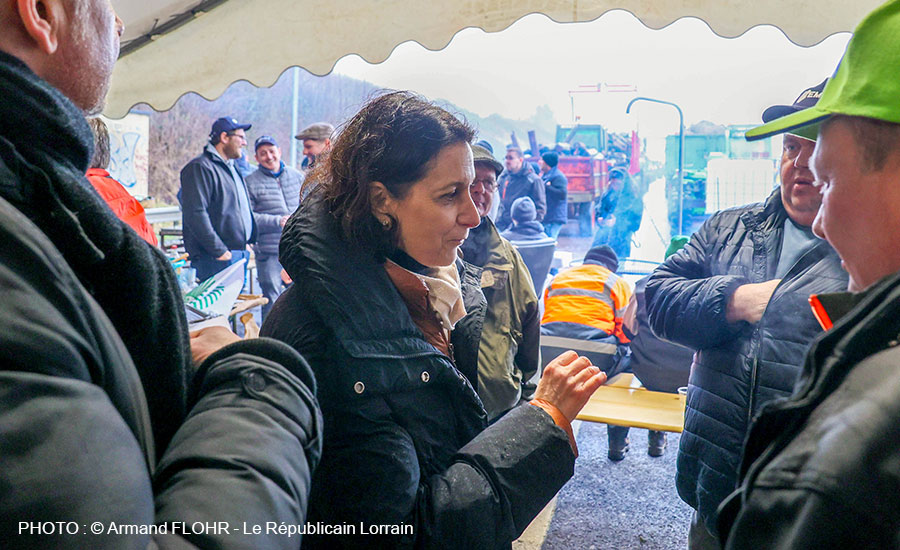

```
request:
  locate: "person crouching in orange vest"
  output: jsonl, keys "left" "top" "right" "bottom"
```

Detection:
{"left": 541, "top": 244, "right": 631, "bottom": 343}
{"left": 541, "top": 244, "right": 633, "bottom": 459}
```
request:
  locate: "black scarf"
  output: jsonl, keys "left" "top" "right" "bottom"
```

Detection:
{"left": 0, "top": 51, "right": 191, "bottom": 458}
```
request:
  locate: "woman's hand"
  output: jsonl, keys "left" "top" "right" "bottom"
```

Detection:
{"left": 534, "top": 351, "right": 607, "bottom": 422}
{"left": 190, "top": 326, "right": 241, "bottom": 366}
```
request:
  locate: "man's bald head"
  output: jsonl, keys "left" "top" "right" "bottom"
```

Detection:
{"left": 0, "top": 0, "right": 123, "bottom": 114}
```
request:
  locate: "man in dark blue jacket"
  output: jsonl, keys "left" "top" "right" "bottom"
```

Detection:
{"left": 645, "top": 81, "right": 847, "bottom": 549}
{"left": 540, "top": 152, "right": 568, "bottom": 239}
{"left": 181, "top": 117, "right": 257, "bottom": 282}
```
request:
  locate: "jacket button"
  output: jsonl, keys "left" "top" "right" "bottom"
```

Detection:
{"left": 353, "top": 381, "right": 365, "bottom": 394}
{"left": 244, "top": 372, "right": 266, "bottom": 392}
{"left": 421, "top": 371, "right": 430, "bottom": 383}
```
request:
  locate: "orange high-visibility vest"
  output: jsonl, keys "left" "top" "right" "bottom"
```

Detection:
{"left": 542, "top": 263, "right": 632, "bottom": 342}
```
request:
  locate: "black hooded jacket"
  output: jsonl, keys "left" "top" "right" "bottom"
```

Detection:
{"left": 0, "top": 50, "right": 191, "bottom": 456}
{"left": 0, "top": 50, "right": 322, "bottom": 549}
{"left": 263, "top": 192, "right": 575, "bottom": 549}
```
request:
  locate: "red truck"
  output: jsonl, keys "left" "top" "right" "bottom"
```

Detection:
{"left": 522, "top": 124, "right": 638, "bottom": 236}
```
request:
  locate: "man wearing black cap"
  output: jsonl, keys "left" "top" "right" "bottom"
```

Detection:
{"left": 645, "top": 81, "right": 847, "bottom": 549}
{"left": 540, "top": 152, "right": 568, "bottom": 239}
{"left": 245, "top": 135, "right": 305, "bottom": 319}
{"left": 180, "top": 116, "right": 257, "bottom": 282}
{"left": 501, "top": 197, "right": 555, "bottom": 243}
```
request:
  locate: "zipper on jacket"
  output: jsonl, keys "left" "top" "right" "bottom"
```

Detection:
{"left": 746, "top": 241, "right": 823, "bottom": 427}
{"left": 747, "top": 355, "right": 759, "bottom": 426}
{"left": 448, "top": 341, "right": 457, "bottom": 366}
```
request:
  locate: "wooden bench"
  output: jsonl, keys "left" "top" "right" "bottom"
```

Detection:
{"left": 576, "top": 373, "right": 686, "bottom": 433}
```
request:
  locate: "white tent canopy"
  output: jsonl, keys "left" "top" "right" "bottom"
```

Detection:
{"left": 105, "top": 0, "right": 880, "bottom": 117}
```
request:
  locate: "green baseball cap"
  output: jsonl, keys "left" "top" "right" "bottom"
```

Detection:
{"left": 746, "top": 0, "right": 900, "bottom": 141}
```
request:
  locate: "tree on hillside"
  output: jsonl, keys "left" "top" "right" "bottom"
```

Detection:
{"left": 144, "top": 69, "right": 559, "bottom": 205}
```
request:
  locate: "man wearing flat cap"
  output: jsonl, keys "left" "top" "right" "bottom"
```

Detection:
{"left": 295, "top": 122, "right": 334, "bottom": 173}
{"left": 645, "top": 80, "right": 847, "bottom": 548}
{"left": 720, "top": 2, "right": 900, "bottom": 547}
{"left": 180, "top": 116, "right": 257, "bottom": 282}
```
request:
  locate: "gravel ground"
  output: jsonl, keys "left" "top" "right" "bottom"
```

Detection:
{"left": 541, "top": 422, "right": 692, "bottom": 550}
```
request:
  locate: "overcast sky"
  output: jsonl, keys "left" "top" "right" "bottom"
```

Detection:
{"left": 333, "top": 10, "right": 850, "bottom": 140}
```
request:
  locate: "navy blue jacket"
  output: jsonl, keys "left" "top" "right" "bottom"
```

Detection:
{"left": 180, "top": 147, "right": 257, "bottom": 260}
{"left": 542, "top": 166, "right": 568, "bottom": 224}
{"left": 646, "top": 190, "right": 847, "bottom": 535}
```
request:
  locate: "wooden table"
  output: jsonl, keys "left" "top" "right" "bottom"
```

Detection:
{"left": 576, "top": 373, "right": 687, "bottom": 433}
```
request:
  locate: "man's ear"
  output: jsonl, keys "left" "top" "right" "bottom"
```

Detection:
{"left": 16, "top": 0, "right": 62, "bottom": 55}
{"left": 369, "top": 181, "right": 395, "bottom": 221}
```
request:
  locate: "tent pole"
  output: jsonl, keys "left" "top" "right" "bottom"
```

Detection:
{"left": 290, "top": 67, "right": 300, "bottom": 169}
{"left": 626, "top": 96, "right": 685, "bottom": 235}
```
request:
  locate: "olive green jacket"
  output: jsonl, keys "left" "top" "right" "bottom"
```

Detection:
{"left": 466, "top": 218, "right": 542, "bottom": 421}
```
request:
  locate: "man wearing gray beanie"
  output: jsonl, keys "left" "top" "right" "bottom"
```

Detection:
{"left": 500, "top": 197, "right": 554, "bottom": 243}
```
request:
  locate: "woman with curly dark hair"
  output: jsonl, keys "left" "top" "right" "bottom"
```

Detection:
{"left": 263, "top": 91, "right": 606, "bottom": 549}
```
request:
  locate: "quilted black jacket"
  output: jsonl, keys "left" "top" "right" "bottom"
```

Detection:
{"left": 645, "top": 189, "right": 847, "bottom": 534}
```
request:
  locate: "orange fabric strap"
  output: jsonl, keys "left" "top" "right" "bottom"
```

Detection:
{"left": 530, "top": 399, "right": 578, "bottom": 457}
{"left": 809, "top": 294, "right": 834, "bottom": 331}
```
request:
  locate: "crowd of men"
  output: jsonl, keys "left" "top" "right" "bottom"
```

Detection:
{"left": 179, "top": 118, "right": 331, "bottom": 318}
{"left": 3, "top": 0, "right": 900, "bottom": 547}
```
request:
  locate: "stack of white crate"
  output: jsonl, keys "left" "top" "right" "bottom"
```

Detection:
{"left": 705, "top": 158, "right": 778, "bottom": 214}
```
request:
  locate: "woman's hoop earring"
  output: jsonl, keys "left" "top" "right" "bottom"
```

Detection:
{"left": 381, "top": 218, "right": 391, "bottom": 229}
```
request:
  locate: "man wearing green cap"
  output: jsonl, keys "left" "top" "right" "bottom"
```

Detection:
{"left": 459, "top": 144, "right": 541, "bottom": 421}
{"left": 719, "top": 1, "right": 900, "bottom": 547}
{"left": 645, "top": 78, "right": 848, "bottom": 547}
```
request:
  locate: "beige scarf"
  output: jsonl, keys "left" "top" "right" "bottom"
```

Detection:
{"left": 417, "top": 264, "right": 467, "bottom": 332}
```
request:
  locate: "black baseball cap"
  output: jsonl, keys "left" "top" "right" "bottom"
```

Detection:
{"left": 210, "top": 116, "right": 251, "bottom": 139}
{"left": 761, "top": 79, "right": 828, "bottom": 123}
